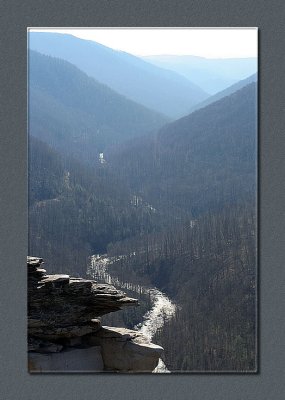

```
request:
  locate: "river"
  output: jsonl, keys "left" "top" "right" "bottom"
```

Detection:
{"left": 87, "top": 254, "right": 176, "bottom": 373}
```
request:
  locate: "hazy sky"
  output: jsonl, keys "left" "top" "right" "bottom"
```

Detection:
{"left": 30, "top": 28, "right": 258, "bottom": 58}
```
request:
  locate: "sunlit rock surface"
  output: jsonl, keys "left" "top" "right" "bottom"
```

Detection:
{"left": 86, "top": 326, "right": 163, "bottom": 372}
{"left": 27, "top": 256, "right": 163, "bottom": 373}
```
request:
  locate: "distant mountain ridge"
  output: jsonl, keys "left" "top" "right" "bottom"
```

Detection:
{"left": 29, "top": 32, "right": 209, "bottom": 118}
{"left": 188, "top": 73, "right": 257, "bottom": 113}
{"left": 28, "top": 43, "right": 258, "bottom": 373}
{"left": 29, "top": 50, "right": 169, "bottom": 165}
{"left": 143, "top": 54, "right": 257, "bottom": 94}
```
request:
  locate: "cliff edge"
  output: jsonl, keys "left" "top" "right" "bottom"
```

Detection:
{"left": 28, "top": 256, "right": 163, "bottom": 372}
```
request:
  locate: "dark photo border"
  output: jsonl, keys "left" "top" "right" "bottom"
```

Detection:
{"left": 0, "top": 1, "right": 284, "bottom": 399}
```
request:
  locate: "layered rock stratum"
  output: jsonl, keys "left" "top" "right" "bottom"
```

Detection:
{"left": 28, "top": 256, "right": 163, "bottom": 372}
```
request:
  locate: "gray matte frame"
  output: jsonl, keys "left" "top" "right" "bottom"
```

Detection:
{"left": 0, "top": 1, "right": 284, "bottom": 399}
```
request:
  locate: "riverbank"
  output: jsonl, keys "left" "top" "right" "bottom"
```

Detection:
{"left": 87, "top": 254, "right": 176, "bottom": 373}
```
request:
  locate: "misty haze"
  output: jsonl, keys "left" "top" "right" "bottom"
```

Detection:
{"left": 28, "top": 29, "right": 257, "bottom": 373}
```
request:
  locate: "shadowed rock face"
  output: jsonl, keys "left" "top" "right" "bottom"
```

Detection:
{"left": 28, "top": 256, "right": 137, "bottom": 334}
{"left": 29, "top": 347, "right": 105, "bottom": 372}
{"left": 27, "top": 256, "right": 163, "bottom": 373}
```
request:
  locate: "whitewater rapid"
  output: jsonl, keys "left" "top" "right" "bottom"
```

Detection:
{"left": 87, "top": 254, "right": 176, "bottom": 373}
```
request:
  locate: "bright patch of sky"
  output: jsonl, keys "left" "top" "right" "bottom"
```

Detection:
{"left": 29, "top": 28, "right": 258, "bottom": 59}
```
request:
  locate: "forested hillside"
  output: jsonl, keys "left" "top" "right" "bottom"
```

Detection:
{"left": 29, "top": 32, "right": 208, "bottom": 118}
{"left": 102, "top": 83, "right": 257, "bottom": 370}
{"left": 106, "top": 202, "right": 256, "bottom": 371}
{"left": 28, "top": 51, "right": 257, "bottom": 371}
{"left": 29, "top": 51, "right": 168, "bottom": 165}
{"left": 108, "top": 83, "right": 257, "bottom": 217}
{"left": 29, "top": 136, "right": 164, "bottom": 275}
{"left": 189, "top": 73, "right": 257, "bottom": 113}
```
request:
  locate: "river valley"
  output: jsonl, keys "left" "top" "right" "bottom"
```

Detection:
{"left": 87, "top": 254, "right": 176, "bottom": 373}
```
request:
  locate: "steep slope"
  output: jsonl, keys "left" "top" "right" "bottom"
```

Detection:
{"left": 29, "top": 51, "right": 169, "bottom": 165}
{"left": 105, "top": 83, "right": 257, "bottom": 371}
{"left": 188, "top": 73, "right": 257, "bottom": 113}
{"left": 107, "top": 202, "right": 257, "bottom": 371}
{"left": 143, "top": 54, "right": 257, "bottom": 94}
{"left": 29, "top": 78, "right": 257, "bottom": 372}
{"left": 29, "top": 136, "right": 163, "bottom": 276}
{"left": 28, "top": 32, "right": 209, "bottom": 118}
{"left": 108, "top": 82, "right": 257, "bottom": 217}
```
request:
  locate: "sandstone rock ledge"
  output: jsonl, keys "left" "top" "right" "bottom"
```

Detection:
{"left": 28, "top": 256, "right": 163, "bottom": 373}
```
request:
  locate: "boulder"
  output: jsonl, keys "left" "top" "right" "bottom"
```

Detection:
{"left": 86, "top": 327, "right": 163, "bottom": 372}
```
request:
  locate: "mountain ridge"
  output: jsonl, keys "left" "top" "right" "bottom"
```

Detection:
{"left": 29, "top": 50, "right": 169, "bottom": 165}
{"left": 143, "top": 54, "right": 257, "bottom": 94}
{"left": 107, "top": 82, "right": 257, "bottom": 216}
{"left": 29, "top": 32, "right": 209, "bottom": 118}
{"left": 188, "top": 73, "right": 257, "bottom": 113}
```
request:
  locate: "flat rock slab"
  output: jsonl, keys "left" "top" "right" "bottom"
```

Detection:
{"left": 30, "top": 319, "right": 102, "bottom": 340}
{"left": 27, "top": 256, "right": 164, "bottom": 373}
{"left": 88, "top": 326, "right": 163, "bottom": 372}
{"left": 41, "top": 274, "right": 70, "bottom": 284}
{"left": 28, "top": 259, "right": 138, "bottom": 330}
